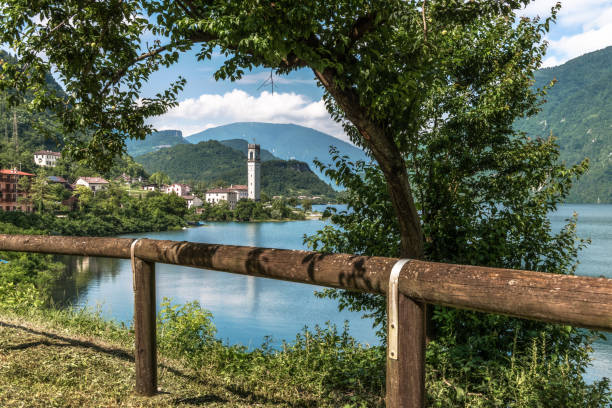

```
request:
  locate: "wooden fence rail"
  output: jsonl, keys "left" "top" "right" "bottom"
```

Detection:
{"left": 1, "top": 234, "right": 611, "bottom": 407}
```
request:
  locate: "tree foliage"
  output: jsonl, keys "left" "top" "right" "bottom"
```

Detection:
{"left": 0, "top": 0, "right": 556, "bottom": 257}
{"left": 301, "top": 4, "right": 611, "bottom": 403}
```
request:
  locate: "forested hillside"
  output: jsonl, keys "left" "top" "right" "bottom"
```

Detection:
{"left": 218, "top": 139, "right": 277, "bottom": 161}
{"left": 136, "top": 140, "right": 335, "bottom": 197}
{"left": 515, "top": 46, "right": 612, "bottom": 203}
{"left": 186, "top": 122, "right": 369, "bottom": 186}
{"left": 0, "top": 51, "right": 65, "bottom": 172}
{"left": 125, "top": 129, "right": 188, "bottom": 157}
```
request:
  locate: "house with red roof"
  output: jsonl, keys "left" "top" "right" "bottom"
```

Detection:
{"left": 228, "top": 184, "right": 248, "bottom": 200}
{"left": 205, "top": 188, "right": 238, "bottom": 209}
{"left": 0, "top": 169, "right": 35, "bottom": 212}
{"left": 75, "top": 177, "right": 109, "bottom": 192}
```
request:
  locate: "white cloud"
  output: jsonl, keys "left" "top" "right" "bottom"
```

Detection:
{"left": 544, "top": 23, "right": 612, "bottom": 67}
{"left": 523, "top": 0, "right": 612, "bottom": 67}
{"left": 150, "top": 89, "right": 348, "bottom": 141}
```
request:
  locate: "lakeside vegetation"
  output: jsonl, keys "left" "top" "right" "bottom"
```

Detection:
{"left": 190, "top": 198, "right": 310, "bottom": 223}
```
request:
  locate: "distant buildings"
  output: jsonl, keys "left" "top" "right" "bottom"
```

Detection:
{"left": 142, "top": 184, "right": 158, "bottom": 191}
{"left": 117, "top": 173, "right": 143, "bottom": 185}
{"left": 229, "top": 184, "right": 248, "bottom": 200}
{"left": 205, "top": 188, "right": 238, "bottom": 209}
{"left": 204, "top": 144, "right": 261, "bottom": 209}
{"left": 75, "top": 177, "right": 109, "bottom": 192}
{"left": 164, "top": 183, "right": 191, "bottom": 196}
{"left": 183, "top": 195, "right": 203, "bottom": 209}
{"left": 48, "top": 175, "right": 72, "bottom": 190}
{"left": 33, "top": 150, "right": 61, "bottom": 167}
{"left": 0, "top": 169, "right": 34, "bottom": 212}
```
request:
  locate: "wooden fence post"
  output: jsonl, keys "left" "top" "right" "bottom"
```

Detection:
{"left": 132, "top": 253, "right": 157, "bottom": 396}
{"left": 387, "top": 260, "right": 426, "bottom": 408}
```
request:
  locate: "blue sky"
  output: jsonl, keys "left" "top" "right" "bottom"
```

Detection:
{"left": 140, "top": 1, "right": 612, "bottom": 140}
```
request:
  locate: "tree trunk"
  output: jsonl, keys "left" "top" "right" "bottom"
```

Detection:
{"left": 313, "top": 68, "right": 424, "bottom": 259}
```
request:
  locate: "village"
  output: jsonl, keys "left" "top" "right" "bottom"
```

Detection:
{"left": 1, "top": 144, "right": 322, "bottom": 216}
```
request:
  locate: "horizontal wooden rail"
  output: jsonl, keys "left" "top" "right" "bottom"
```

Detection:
{"left": 2, "top": 234, "right": 611, "bottom": 331}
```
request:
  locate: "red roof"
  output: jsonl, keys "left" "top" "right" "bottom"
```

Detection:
{"left": 229, "top": 184, "right": 247, "bottom": 190}
{"left": 0, "top": 169, "right": 35, "bottom": 176}
{"left": 77, "top": 177, "right": 109, "bottom": 184}
{"left": 33, "top": 150, "right": 61, "bottom": 156}
{"left": 206, "top": 188, "right": 236, "bottom": 194}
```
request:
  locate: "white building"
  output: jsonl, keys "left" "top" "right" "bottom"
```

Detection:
{"left": 164, "top": 183, "right": 191, "bottom": 196}
{"left": 229, "top": 184, "right": 248, "bottom": 200}
{"left": 33, "top": 150, "right": 61, "bottom": 167}
{"left": 142, "top": 184, "right": 157, "bottom": 191}
{"left": 205, "top": 188, "right": 238, "bottom": 209}
{"left": 75, "top": 177, "right": 109, "bottom": 192}
{"left": 182, "top": 195, "right": 203, "bottom": 209}
{"left": 247, "top": 144, "right": 261, "bottom": 201}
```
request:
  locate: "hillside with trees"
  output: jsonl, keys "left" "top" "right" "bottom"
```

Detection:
{"left": 186, "top": 122, "right": 369, "bottom": 185}
{"left": 135, "top": 140, "right": 335, "bottom": 197}
{"left": 125, "top": 129, "right": 188, "bottom": 157}
{"left": 0, "top": 51, "right": 65, "bottom": 173}
{"left": 218, "top": 139, "right": 277, "bottom": 161}
{"left": 515, "top": 46, "right": 612, "bottom": 203}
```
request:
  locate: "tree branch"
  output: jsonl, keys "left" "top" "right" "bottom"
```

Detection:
{"left": 422, "top": 1, "right": 427, "bottom": 42}
{"left": 101, "top": 43, "right": 178, "bottom": 96}
{"left": 349, "top": 13, "right": 378, "bottom": 47}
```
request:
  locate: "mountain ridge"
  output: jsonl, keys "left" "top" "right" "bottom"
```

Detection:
{"left": 185, "top": 122, "right": 369, "bottom": 186}
{"left": 514, "top": 46, "right": 612, "bottom": 203}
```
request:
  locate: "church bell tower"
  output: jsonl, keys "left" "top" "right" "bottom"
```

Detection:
{"left": 247, "top": 144, "right": 261, "bottom": 201}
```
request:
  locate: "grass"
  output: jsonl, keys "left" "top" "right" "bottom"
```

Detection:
{"left": 0, "top": 303, "right": 384, "bottom": 408}
{"left": 0, "top": 315, "right": 289, "bottom": 407}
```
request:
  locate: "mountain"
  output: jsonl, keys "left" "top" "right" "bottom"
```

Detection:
{"left": 218, "top": 139, "right": 277, "bottom": 161}
{"left": 185, "top": 122, "right": 369, "bottom": 185}
{"left": 514, "top": 46, "right": 612, "bottom": 203}
{"left": 0, "top": 50, "right": 65, "bottom": 172}
{"left": 125, "top": 129, "right": 188, "bottom": 157}
{"left": 135, "top": 140, "right": 336, "bottom": 197}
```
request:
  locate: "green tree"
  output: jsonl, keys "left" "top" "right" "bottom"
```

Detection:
{"left": 149, "top": 171, "right": 171, "bottom": 188}
{"left": 301, "top": 199, "right": 313, "bottom": 212}
{"left": 30, "top": 170, "right": 50, "bottom": 212}
{"left": 0, "top": 0, "right": 558, "bottom": 258}
{"left": 73, "top": 185, "right": 93, "bottom": 212}
{"left": 234, "top": 199, "right": 256, "bottom": 222}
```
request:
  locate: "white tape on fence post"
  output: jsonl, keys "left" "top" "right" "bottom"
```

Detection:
{"left": 131, "top": 238, "right": 143, "bottom": 292}
{"left": 388, "top": 258, "right": 410, "bottom": 360}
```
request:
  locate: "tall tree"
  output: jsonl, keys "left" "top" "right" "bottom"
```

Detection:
{"left": 0, "top": 0, "right": 543, "bottom": 259}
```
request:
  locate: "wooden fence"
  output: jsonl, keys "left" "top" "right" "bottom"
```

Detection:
{"left": 1, "top": 234, "right": 611, "bottom": 407}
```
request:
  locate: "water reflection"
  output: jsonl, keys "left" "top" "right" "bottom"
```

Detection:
{"left": 52, "top": 256, "right": 122, "bottom": 307}
{"left": 49, "top": 204, "right": 612, "bottom": 382}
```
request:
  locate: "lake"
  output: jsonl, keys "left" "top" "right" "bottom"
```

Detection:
{"left": 51, "top": 204, "right": 611, "bottom": 383}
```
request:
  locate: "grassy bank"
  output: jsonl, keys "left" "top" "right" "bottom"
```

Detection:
{"left": 0, "top": 313, "right": 302, "bottom": 407}
{"left": 0, "top": 302, "right": 384, "bottom": 408}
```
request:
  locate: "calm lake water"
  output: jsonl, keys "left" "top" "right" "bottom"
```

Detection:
{"left": 52, "top": 204, "right": 611, "bottom": 383}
